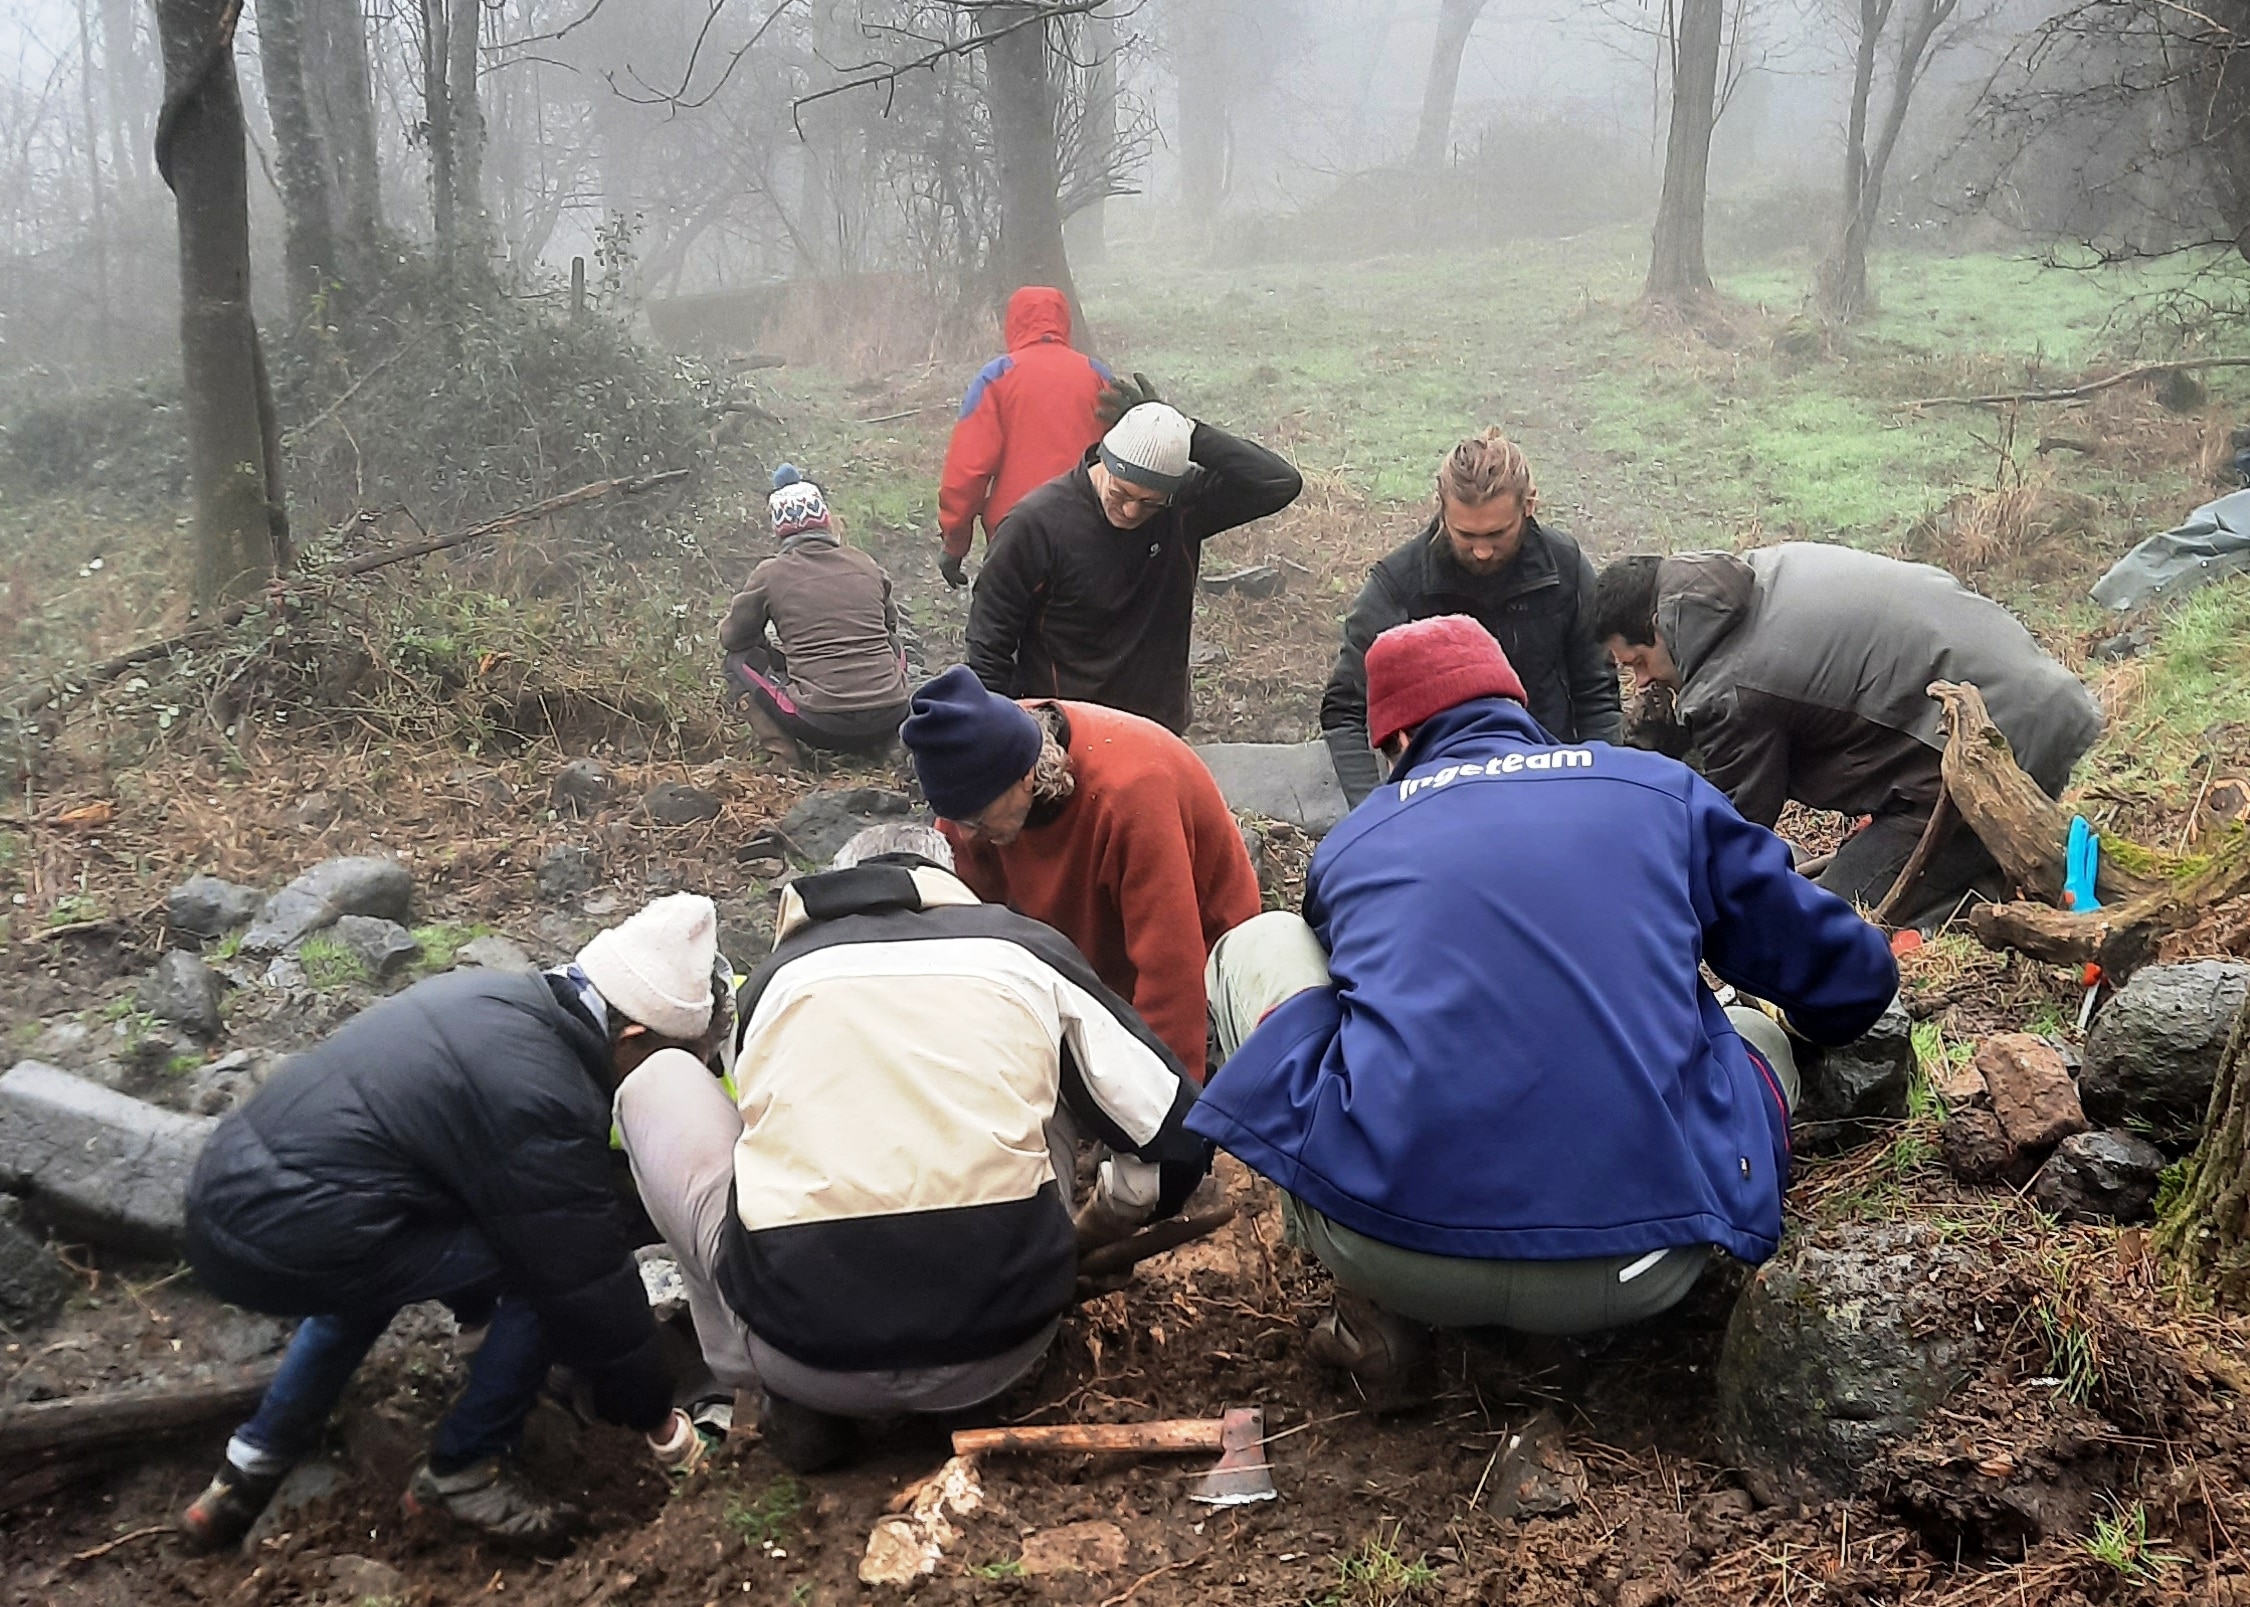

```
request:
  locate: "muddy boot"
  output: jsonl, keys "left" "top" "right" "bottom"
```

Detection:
{"left": 741, "top": 702, "right": 805, "bottom": 769}
{"left": 1306, "top": 1290, "right": 1434, "bottom": 1412}
{"left": 756, "top": 1390, "right": 856, "bottom": 1474}
{"left": 403, "top": 1458, "right": 581, "bottom": 1550}
{"left": 180, "top": 1460, "right": 285, "bottom": 1553}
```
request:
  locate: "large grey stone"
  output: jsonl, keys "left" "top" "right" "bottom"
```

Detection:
{"left": 0, "top": 1194, "right": 70, "bottom": 1332}
{"left": 551, "top": 757, "right": 612, "bottom": 816}
{"left": 2082, "top": 961, "right": 2250, "bottom": 1150}
{"left": 1792, "top": 1000, "right": 1914, "bottom": 1153}
{"left": 242, "top": 856, "right": 414, "bottom": 955}
{"left": 136, "top": 951, "right": 224, "bottom": 1041}
{"left": 0, "top": 1062, "right": 216, "bottom": 1253}
{"left": 456, "top": 934, "right": 537, "bottom": 974}
{"left": 1195, "top": 741, "right": 1350, "bottom": 838}
{"left": 165, "top": 875, "right": 263, "bottom": 939}
{"left": 775, "top": 787, "right": 914, "bottom": 865}
{"left": 536, "top": 843, "right": 598, "bottom": 901}
{"left": 328, "top": 914, "right": 422, "bottom": 981}
{"left": 644, "top": 782, "right": 723, "bottom": 825}
{"left": 1717, "top": 1222, "right": 1978, "bottom": 1500}
{"left": 2031, "top": 1130, "right": 2168, "bottom": 1224}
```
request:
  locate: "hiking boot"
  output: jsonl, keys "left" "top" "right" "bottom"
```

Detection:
{"left": 180, "top": 1460, "right": 284, "bottom": 1554}
{"left": 1306, "top": 1290, "right": 1433, "bottom": 1411}
{"left": 756, "top": 1391, "right": 856, "bottom": 1475}
{"left": 402, "top": 1458, "right": 581, "bottom": 1550}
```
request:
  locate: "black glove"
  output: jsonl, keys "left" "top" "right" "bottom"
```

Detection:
{"left": 1094, "top": 371, "right": 1161, "bottom": 429}
{"left": 939, "top": 551, "right": 968, "bottom": 589}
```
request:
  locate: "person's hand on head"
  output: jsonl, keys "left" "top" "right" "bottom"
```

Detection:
{"left": 1094, "top": 371, "right": 1161, "bottom": 429}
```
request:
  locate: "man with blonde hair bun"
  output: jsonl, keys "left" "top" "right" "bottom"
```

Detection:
{"left": 1320, "top": 428, "right": 1621, "bottom": 804}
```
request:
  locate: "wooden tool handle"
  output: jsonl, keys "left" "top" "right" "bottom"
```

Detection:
{"left": 952, "top": 1419, "right": 1225, "bottom": 1456}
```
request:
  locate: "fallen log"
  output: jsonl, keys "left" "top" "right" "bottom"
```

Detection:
{"left": 1903, "top": 355, "right": 2250, "bottom": 410}
{"left": 1968, "top": 835, "right": 2250, "bottom": 974}
{"left": 1931, "top": 681, "right": 2165, "bottom": 904}
{"left": 0, "top": 1363, "right": 279, "bottom": 1468}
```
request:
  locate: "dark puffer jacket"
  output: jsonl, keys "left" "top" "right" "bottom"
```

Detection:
{"left": 1319, "top": 515, "right": 1623, "bottom": 803}
{"left": 184, "top": 968, "right": 671, "bottom": 1431}
{"left": 964, "top": 423, "right": 1303, "bottom": 734}
{"left": 1658, "top": 544, "right": 2104, "bottom": 826}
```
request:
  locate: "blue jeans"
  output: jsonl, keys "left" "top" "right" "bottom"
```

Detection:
{"left": 227, "top": 1230, "right": 552, "bottom": 1477}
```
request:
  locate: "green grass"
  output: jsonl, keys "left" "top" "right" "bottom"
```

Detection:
{"left": 296, "top": 934, "right": 368, "bottom": 990}
{"left": 968, "top": 1558, "right": 1025, "bottom": 1580}
{"left": 1326, "top": 1526, "right": 1439, "bottom": 1607}
{"left": 723, "top": 1475, "right": 804, "bottom": 1550}
{"left": 2084, "top": 1496, "right": 2183, "bottom": 1583}
{"left": 410, "top": 921, "right": 490, "bottom": 973}
{"left": 2090, "top": 574, "right": 2250, "bottom": 798}
{"left": 208, "top": 929, "right": 245, "bottom": 963}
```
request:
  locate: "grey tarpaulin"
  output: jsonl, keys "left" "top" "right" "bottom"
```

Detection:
{"left": 2091, "top": 489, "right": 2250, "bottom": 612}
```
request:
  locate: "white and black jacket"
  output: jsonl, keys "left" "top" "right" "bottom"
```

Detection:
{"left": 715, "top": 859, "right": 1210, "bottom": 1372}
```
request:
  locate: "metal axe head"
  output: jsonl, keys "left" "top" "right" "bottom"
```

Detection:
{"left": 1188, "top": 1406, "right": 1277, "bottom": 1506}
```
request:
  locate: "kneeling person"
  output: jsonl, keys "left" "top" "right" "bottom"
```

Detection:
{"left": 182, "top": 895, "right": 725, "bottom": 1551}
{"left": 615, "top": 823, "right": 1209, "bottom": 1473}
{"left": 1189, "top": 618, "right": 1898, "bottom": 1391}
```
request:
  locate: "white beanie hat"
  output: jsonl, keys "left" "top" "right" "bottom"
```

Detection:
{"left": 576, "top": 892, "right": 717, "bottom": 1041}
{"left": 1099, "top": 402, "right": 1194, "bottom": 494}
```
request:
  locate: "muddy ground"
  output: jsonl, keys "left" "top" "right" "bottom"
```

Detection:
{"left": 4, "top": 432, "right": 2250, "bottom": 1606}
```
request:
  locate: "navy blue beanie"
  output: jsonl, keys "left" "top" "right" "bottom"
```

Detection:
{"left": 901, "top": 666, "right": 1044, "bottom": 821}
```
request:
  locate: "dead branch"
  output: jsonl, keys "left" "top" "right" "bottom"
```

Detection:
{"left": 0, "top": 470, "right": 688, "bottom": 720}
{"left": 1930, "top": 680, "right": 2164, "bottom": 904}
{"left": 1075, "top": 1205, "right": 1237, "bottom": 1279}
{"left": 1903, "top": 354, "right": 2250, "bottom": 410}
{"left": 1872, "top": 787, "right": 1957, "bottom": 925}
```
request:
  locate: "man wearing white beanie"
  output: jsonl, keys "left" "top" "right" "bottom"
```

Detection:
{"left": 180, "top": 894, "right": 725, "bottom": 1553}
{"left": 966, "top": 388, "right": 1302, "bottom": 734}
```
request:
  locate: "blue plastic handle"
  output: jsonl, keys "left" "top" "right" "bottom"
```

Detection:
{"left": 2065, "top": 815, "right": 2102, "bottom": 913}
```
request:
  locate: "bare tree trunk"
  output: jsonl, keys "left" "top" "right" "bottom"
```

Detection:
{"left": 985, "top": 3, "right": 1081, "bottom": 334}
{"left": 421, "top": 0, "right": 458, "bottom": 259}
{"left": 303, "top": 0, "right": 382, "bottom": 288}
{"left": 1818, "top": 0, "right": 1957, "bottom": 322}
{"left": 257, "top": 0, "right": 340, "bottom": 319}
{"left": 447, "top": 0, "right": 487, "bottom": 261}
{"left": 154, "top": 0, "right": 291, "bottom": 608}
{"left": 1413, "top": 0, "right": 1490, "bottom": 169}
{"left": 1063, "top": 2, "right": 1118, "bottom": 265}
{"left": 1174, "top": 0, "right": 1230, "bottom": 215}
{"left": 2158, "top": 995, "right": 2250, "bottom": 1306}
{"left": 76, "top": 0, "right": 114, "bottom": 366}
{"left": 1646, "top": 0, "right": 1724, "bottom": 299}
{"left": 99, "top": 0, "right": 154, "bottom": 190}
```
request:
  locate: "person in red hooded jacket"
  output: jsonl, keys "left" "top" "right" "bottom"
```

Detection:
{"left": 937, "top": 287, "right": 1113, "bottom": 587}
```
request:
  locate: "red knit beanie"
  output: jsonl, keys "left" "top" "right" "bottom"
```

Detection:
{"left": 1364, "top": 615, "right": 1528, "bottom": 749}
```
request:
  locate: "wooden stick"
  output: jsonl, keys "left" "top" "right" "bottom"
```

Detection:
{"left": 0, "top": 1364, "right": 279, "bottom": 1463}
{"left": 1076, "top": 1205, "right": 1237, "bottom": 1279}
{"left": 0, "top": 470, "right": 686, "bottom": 718}
{"left": 1872, "top": 787, "right": 1957, "bottom": 926}
{"left": 952, "top": 1419, "right": 1226, "bottom": 1457}
{"left": 1903, "top": 355, "right": 2250, "bottom": 410}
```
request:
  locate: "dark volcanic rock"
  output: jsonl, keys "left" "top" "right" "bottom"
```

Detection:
{"left": 2082, "top": 960, "right": 2250, "bottom": 1150}
{"left": 329, "top": 915, "right": 422, "bottom": 981}
{"left": 0, "top": 1194, "right": 70, "bottom": 1332}
{"left": 136, "top": 951, "right": 225, "bottom": 1041}
{"left": 1792, "top": 1000, "right": 1914, "bottom": 1153}
{"left": 643, "top": 783, "right": 723, "bottom": 826}
{"left": 1195, "top": 741, "right": 1349, "bottom": 839}
{"left": 552, "top": 758, "right": 612, "bottom": 816}
{"left": 775, "top": 787, "right": 915, "bottom": 865}
{"left": 2031, "top": 1130, "right": 2168, "bottom": 1224}
{"left": 536, "top": 843, "right": 598, "bottom": 901}
{"left": 165, "top": 875, "right": 263, "bottom": 939}
{"left": 1718, "top": 1221, "right": 1978, "bottom": 1500}
{"left": 242, "top": 856, "right": 414, "bottom": 955}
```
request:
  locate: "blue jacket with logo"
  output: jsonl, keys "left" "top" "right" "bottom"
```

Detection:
{"left": 1187, "top": 698, "right": 1897, "bottom": 1265}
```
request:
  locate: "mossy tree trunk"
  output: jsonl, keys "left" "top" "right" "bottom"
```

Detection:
{"left": 257, "top": 0, "right": 340, "bottom": 321}
{"left": 155, "top": 0, "right": 292, "bottom": 609}
{"left": 2158, "top": 995, "right": 2250, "bottom": 1306}
{"left": 1646, "top": 0, "right": 1723, "bottom": 300}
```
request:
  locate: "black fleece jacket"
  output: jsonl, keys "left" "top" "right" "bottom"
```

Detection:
{"left": 965, "top": 422, "right": 1303, "bottom": 734}
{"left": 1319, "top": 514, "right": 1623, "bottom": 803}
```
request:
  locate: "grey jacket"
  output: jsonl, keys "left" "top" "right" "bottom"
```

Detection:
{"left": 1659, "top": 544, "right": 2102, "bottom": 826}
{"left": 1319, "top": 515, "right": 1623, "bottom": 803}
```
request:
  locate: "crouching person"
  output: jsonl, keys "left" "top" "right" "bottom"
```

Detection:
{"left": 181, "top": 895, "right": 726, "bottom": 1551}
{"left": 1188, "top": 618, "right": 1898, "bottom": 1400}
{"left": 615, "top": 823, "right": 1209, "bottom": 1473}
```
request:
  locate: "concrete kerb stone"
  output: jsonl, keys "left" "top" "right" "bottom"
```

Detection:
{"left": 1194, "top": 741, "right": 1350, "bottom": 839}
{"left": 0, "top": 1061, "right": 217, "bottom": 1254}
